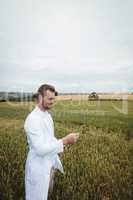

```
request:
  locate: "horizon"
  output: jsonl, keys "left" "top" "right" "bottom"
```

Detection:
{"left": 0, "top": 91, "right": 132, "bottom": 95}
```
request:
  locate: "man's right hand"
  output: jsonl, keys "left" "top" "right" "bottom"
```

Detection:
{"left": 62, "top": 133, "right": 80, "bottom": 145}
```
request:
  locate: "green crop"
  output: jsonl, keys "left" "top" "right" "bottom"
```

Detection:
{"left": 0, "top": 101, "right": 133, "bottom": 200}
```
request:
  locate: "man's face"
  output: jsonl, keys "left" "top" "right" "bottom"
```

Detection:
{"left": 41, "top": 90, "right": 55, "bottom": 110}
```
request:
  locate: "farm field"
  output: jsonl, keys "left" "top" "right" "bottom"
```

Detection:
{"left": 0, "top": 100, "right": 133, "bottom": 200}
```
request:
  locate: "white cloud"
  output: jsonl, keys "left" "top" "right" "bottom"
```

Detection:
{"left": 0, "top": 0, "right": 133, "bottom": 92}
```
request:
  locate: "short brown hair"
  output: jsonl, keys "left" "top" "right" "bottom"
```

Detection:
{"left": 33, "top": 84, "right": 58, "bottom": 99}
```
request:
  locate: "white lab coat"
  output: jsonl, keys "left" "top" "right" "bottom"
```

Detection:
{"left": 24, "top": 106, "right": 64, "bottom": 200}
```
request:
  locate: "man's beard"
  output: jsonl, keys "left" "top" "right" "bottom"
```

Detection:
{"left": 42, "top": 102, "right": 50, "bottom": 110}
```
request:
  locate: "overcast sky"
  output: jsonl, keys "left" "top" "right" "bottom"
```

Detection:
{"left": 0, "top": 0, "right": 133, "bottom": 93}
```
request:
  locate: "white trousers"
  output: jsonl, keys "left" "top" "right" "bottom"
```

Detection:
{"left": 25, "top": 167, "right": 55, "bottom": 200}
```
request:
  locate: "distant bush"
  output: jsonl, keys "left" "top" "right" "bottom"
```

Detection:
{"left": 88, "top": 92, "right": 99, "bottom": 101}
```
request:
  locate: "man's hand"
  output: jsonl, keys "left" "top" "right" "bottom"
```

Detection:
{"left": 62, "top": 133, "right": 80, "bottom": 145}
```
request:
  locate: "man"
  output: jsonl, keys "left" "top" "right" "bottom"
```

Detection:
{"left": 24, "top": 84, "right": 79, "bottom": 200}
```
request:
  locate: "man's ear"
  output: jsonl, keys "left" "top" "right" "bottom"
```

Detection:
{"left": 38, "top": 94, "right": 43, "bottom": 104}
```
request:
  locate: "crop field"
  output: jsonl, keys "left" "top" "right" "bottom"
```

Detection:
{"left": 0, "top": 100, "right": 133, "bottom": 200}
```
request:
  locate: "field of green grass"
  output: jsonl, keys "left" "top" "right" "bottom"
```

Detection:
{"left": 0, "top": 100, "right": 133, "bottom": 200}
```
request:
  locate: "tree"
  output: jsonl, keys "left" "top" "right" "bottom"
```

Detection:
{"left": 88, "top": 92, "right": 99, "bottom": 100}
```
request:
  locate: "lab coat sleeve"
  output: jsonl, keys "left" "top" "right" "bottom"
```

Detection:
{"left": 24, "top": 116, "right": 64, "bottom": 157}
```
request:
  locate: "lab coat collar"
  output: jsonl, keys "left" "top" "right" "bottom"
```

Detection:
{"left": 34, "top": 105, "right": 49, "bottom": 117}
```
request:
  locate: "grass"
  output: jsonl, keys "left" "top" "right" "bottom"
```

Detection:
{"left": 0, "top": 100, "right": 133, "bottom": 200}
